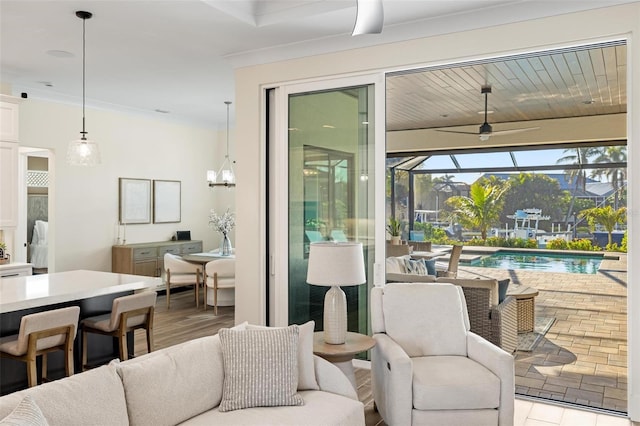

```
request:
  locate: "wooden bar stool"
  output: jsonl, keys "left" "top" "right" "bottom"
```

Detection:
{"left": 0, "top": 306, "right": 80, "bottom": 387}
{"left": 81, "top": 291, "right": 156, "bottom": 370}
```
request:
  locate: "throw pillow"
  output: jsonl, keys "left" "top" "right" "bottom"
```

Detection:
{"left": 0, "top": 396, "right": 49, "bottom": 426}
{"left": 247, "top": 320, "right": 319, "bottom": 390}
{"left": 498, "top": 279, "right": 510, "bottom": 303}
{"left": 404, "top": 258, "right": 428, "bottom": 275}
{"left": 218, "top": 326, "right": 304, "bottom": 412}
{"left": 422, "top": 259, "right": 437, "bottom": 276}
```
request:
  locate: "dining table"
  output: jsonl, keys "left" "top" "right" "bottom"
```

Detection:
{"left": 181, "top": 252, "right": 236, "bottom": 308}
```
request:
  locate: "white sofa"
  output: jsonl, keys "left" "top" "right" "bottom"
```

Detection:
{"left": 0, "top": 334, "right": 364, "bottom": 426}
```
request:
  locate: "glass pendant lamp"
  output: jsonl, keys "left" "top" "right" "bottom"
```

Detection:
{"left": 207, "top": 101, "right": 235, "bottom": 187}
{"left": 67, "top": 11, "right": 101, "bottom": 167}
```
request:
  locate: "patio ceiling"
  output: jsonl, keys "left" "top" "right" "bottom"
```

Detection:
{"left": 385, "top": 40, "right": 627, "bottom": 154}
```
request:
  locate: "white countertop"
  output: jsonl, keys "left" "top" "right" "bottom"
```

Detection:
{"left": 0, "top": 270, "right": 159, "bottom": 313}
{"left": 0, "top": 262, "right": 32, "bottom": 271}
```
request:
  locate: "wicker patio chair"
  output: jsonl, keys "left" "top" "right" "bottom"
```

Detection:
{"left": 436, "top": 277, "right": 518, "bottom": 353}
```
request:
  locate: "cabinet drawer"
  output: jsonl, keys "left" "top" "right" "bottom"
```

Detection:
{"left": 158, "top": 245, "right": 181, "bottom": 256}
{"left": 133, "top": 247, "right": 157, "bottom": 259}
{"left": 181, "top": 242, "right": 202, "bottom": 254}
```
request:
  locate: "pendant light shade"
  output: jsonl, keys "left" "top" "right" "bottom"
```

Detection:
{"left": 67, "top": 10, "right": 100, "bottom": 166}
{"left": 207, "top": 101, "right": 235, "bottom": 188}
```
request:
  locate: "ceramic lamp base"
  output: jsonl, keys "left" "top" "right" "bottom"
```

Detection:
{"left": 323, "top": 285, "right": 347, "bottom": 344}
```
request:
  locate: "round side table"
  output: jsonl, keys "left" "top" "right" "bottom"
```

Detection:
{"left": 312, "top": 331, "right": 375, "bottom": 389}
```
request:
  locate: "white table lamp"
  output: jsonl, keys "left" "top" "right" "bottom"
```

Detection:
{"left": 306, "top": 242, "right": 366, "bottom": 345}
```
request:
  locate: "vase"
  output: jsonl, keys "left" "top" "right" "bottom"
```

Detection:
{"left": 220, "top": 232, "right": 232, "bottom": 256}
{"left": 390, "top": 236, "right": 401, "bottom": 245}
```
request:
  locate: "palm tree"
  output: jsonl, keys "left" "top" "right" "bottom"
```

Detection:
{"left": 445, "top": 181, "right": 509, "bottom": 240}
{"left": 578, "top": 205, "right": 627, "bottom": 246}
{"left": 590, "top": 146, "right": 627, "bottom": 209}
{"left": 556, "top": 146, "right": 600, "bottom": 227}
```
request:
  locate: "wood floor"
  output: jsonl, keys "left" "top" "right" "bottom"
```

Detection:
{"left": 133, "top": 289, "right": 382, "bottom": 425}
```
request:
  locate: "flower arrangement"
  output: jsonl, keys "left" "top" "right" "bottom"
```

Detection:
{"left": 209, "top": 209, "right": 235, "bottom": 235}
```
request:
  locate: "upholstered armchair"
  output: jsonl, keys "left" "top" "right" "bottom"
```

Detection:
{"left": 371, "top": 283, "right": 514, "bottom": 426}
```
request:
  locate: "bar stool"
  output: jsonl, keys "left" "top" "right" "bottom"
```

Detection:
{"left": 81, "top": 291, "right": 156, "bottom": 370}
{"left": 0, "top": 306, "right": 80, "bottom": 387}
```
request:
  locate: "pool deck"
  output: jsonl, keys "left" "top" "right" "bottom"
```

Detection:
{"left": 454, "top": 249, "right": 627, "bottom": 413}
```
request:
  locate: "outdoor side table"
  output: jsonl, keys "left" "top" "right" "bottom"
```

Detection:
{"left": 506, "top": 286, "right": 539, "bottom": 333}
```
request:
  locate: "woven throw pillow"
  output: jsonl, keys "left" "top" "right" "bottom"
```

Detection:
{"left": 247, "top": 320, "right": 319, "bottom": 390}
{"left": 0, "top": 396, "right": 49, "bottom": 426}
{"left": 218, "top": 326, "right": 304, "bottom": 412}
{"left": 404, "top": 258, "right": 428, "bottom": 275}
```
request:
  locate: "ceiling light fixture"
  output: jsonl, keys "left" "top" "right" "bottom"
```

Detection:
{"left": 66, "top": 11, "right": 100, "bottom": 166}
{"left": 352, "top": 0, "right": 383, "bottom": 36}
{"left": 207, "top": 101, "right": 236, "bottom": 188}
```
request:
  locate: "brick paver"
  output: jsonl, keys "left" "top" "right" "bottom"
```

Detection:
{"left": 455, "top": 252, "right": 627, "bottom": 413}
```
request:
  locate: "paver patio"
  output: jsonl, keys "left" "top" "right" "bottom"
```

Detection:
{"left": 454, "top": 251, "right": 628, "bottom": 413}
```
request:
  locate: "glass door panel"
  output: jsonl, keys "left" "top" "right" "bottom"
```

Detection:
{"left": 288, "top": 86, "right": 374, "bottom": 335}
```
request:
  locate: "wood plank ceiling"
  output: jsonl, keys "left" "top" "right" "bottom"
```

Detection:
{"left": 386, "top": 41, "right": 627, "bottom": 133}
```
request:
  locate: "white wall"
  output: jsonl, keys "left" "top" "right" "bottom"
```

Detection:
{"left": 18, "top": 98, "right": 236, "bottom": 272}
{"left": 234, "top": 3, "right": 640, "bottom": 420}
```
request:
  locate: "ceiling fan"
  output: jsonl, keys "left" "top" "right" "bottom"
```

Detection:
{"left": 436, "top": 85, "right": 539, "bottom": 141}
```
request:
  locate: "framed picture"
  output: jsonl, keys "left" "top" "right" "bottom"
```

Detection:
{"left": 153, "top": 180, "right": 181, "bottom": 223}
{"left": 119, "top": 178, "right": 151, "bottom": 224}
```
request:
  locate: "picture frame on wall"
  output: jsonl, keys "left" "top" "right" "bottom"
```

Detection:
{"left": 153, "top": 180, "right": 181, "bottom": 223}
{"left": 119, "top": 178, "right": 152, "bottom": 224}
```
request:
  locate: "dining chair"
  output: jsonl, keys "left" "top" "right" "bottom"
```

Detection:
{"left": 204, "top": 259, "right": 235, "bottom": 315}
{"left": 164, "top": 253, "right": 202, "bottom": 309}
{"left": 0, "top": 306, "right": 80, "bottom": 387}
{"left": 81, "top": 291, "right": 156, "bottom": 369}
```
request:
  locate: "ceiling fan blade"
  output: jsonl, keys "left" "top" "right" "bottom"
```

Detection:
{"left": 434, "top": 129, "right": 479, "bottom": 135}
{"left": 352, "top": 0, "right": 383, "bottom": 35}
{"left": 489, "top": 126, "right": 540, "bottom": 136}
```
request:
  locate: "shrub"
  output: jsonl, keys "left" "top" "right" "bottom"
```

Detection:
{"left": 567, "top": 238, "right": 599, "bottom": 251}
{"left": 546, "top": 238, "right": 568, "bottom": 250}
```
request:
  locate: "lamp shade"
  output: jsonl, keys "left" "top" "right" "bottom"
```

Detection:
{"left": 306, "top": 242, "right": 366, "bottom": 287}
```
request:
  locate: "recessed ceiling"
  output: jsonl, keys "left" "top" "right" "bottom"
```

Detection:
{"left": 0, "top": 0, "right": 635, "bottom": 128}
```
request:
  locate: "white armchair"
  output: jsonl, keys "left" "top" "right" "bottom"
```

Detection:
{"left": 371, "top": 283, "right": 514, "bottom": 426}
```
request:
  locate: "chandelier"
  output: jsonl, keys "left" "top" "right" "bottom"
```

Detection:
{"left": 207, "top": 101, "right": 235, "bottom": 187}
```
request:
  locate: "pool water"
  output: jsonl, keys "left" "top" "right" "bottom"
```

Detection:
{"left": 473, "top": 251, "right": 603, "bottom": 274}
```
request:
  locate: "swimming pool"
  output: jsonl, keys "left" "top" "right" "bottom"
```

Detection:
{"left": 472, "top": 251, "right": 603, "bottom": 274}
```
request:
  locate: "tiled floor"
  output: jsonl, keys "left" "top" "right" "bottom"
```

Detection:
{"left": 514, "top": 398, "right": 635, "bottom": 426}
{"left": 454, "top": 251, "right": 628, "bottom": 412}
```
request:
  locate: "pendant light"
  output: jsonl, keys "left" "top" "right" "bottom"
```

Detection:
{"left": 67, "top": 11, "right": 100, "bottom": 166}
{"left": 207, "top": 101, "right": 235, "bottom": 187}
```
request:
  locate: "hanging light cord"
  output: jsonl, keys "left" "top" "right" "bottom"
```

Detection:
{"left": 79, "top": 12, "right": 89, "bottom": 141}
{"left": 82, "top": 14, "right": 85, "bottom": 139}
{"left": 225, "top": 101, "right": 231, "bottom": 159}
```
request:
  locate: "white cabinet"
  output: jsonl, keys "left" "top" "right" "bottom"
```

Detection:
{"left": 0, "top": 96, "right": 20, "bottom": 229}
{"left": 0, "top": 99, "right": 19, "bottom": 142}
{"left": 0, "top": 262, "right": 33, "bottom": 278}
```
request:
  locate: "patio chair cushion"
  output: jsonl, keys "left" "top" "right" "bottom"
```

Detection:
{"left": 422, "top": 259, "right": 437, "bottom": 276}
{"left": 412, "top": 356, "right": 501, "bottom": 410}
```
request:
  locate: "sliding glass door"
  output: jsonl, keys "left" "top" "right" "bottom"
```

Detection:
{"left": 269, "top": 78, "right": 383, "bottom": 335}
